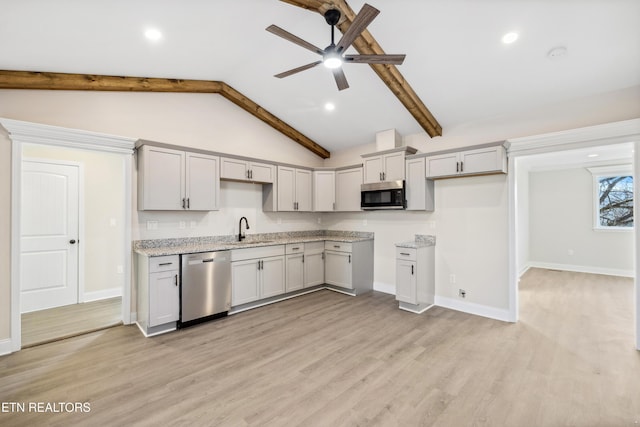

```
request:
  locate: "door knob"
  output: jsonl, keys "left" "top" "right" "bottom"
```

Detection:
{"left": 69, "top": 239, "right": 77, "bottom": 244}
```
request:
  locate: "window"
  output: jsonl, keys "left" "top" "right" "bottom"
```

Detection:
{"left": 588, "top": 165, "right": 633, "bottom": 230}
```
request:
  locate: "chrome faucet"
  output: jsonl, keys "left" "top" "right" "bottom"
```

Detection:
{"left": 238, "top": 217, "right": 250, "bottom": 241}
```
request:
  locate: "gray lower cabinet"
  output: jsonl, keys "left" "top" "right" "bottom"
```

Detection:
{"left": 136, "top": 254, "right": 180, "bottom": 336}
{"left": 231, "top": 246, "right": 285, "bottom": 306}
{"left": 395, "top": 246, "right": 435, "bottom": 313}
{"left": 324, "top": 240, "right": 374, "bottom": 295}
{"left": 304, "top": 241, "right": 325, "bottom": 287}
{"left": 285, "top": 243, "right": 305, "bottom": 292}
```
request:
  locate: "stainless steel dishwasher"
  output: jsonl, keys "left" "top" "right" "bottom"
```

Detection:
{"left": 180, "top": 251, "right": 231, "bottom": 328}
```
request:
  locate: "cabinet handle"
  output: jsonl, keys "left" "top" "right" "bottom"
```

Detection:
{"left": 158, "top": 262, "right": 173, "bottom": 266}
{"left": 400, "top": 252, "right": 410, "bottom": 256}
{"left": 456, "top": 162, "right": 459, "bottom": 172}
{"left": 292, "top": 247, "right": 300, "bottom": 251}
{"left": 186, "top": 198, "right": 190, "bottom": 209}
{"left": 249, "top": 170, "right": 253, "bottom": 179}
{"left": 302, "top": 254, "right": 305, "bottom": 263}
{"left": 460, "top": 161, "right": 464, "bottom": 172}
{"left": 382, "top": 172, "right": 386, "bottom": 180}
{"left": 379, "top": 172, "right": 382, "bottom": 181}
{"left": 174, "top": 274, "right": 178, "bottom": 286}
{"left": 333, "top": 202, "right": 335, "bottom": 211}
{"left": 247, "top": 170, "right": 250, "bottom": 179}
{"left": 411, "top": 265, "right": 414, "bottom": 275}
{"left": 322, "top": 252, "right": 325, "bottom": 260}
{"left": 182, "top": 198, "right": 186, "bottom": 209}
{"left": 261, "top": 260, "right": 264, "bottom": 270}
{"left": 334, "top": 245, "right": 340, "bottom": 249}
{"left": 348, "top": 254, "right": 351, "bottom": 263}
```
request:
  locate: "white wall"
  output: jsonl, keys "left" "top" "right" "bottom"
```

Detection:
{"left": 516, "top": 158, "right": 530, "bottom": 276}
{"left": 0, "top": 128, "right": 11, "bottom": 342}
{"left": 529, "top": 167, "right": 634, "bottom": 276}
{"left": 21, "top": 143, "right": 127, "bottom": 296}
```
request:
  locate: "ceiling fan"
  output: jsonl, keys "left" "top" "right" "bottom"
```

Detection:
{"left": 266, "top": 3, "right": 406, "bottom": 91}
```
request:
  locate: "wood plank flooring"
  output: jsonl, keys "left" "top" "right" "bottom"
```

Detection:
{"left": 1, "top": 269, "right": 638, "bottom": 426}
{"left": 21, "top": 297, "right": 122, "bottom": 348}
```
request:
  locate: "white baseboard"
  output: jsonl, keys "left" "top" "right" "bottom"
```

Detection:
{"left": 435, "top": 296, "right": 511, "bottom": 322}
{"left": 373, "top": 281, "right": 395, "bottom": 295}
{"left": 0, "top": 338, "right": 13, "bottom": 356}
{"left": 82, "top": 287, "right": 122, "bottom": 303}
{"left": 528, "top": 261, "right": 634, "bottom": 278}
{"left": 518, "top": 264, "right": 531, "bottom": 278}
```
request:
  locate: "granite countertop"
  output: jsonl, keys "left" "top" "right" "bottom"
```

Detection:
{"left": 134, "top": 230, "right": 374, "bottom": 257}
{"left": 395, "top": 234, "right": 436, "bottom": 249}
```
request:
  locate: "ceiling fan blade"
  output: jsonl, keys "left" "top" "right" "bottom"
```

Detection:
{"left": 266, "top": 25, "right": 324, "bottom": 56}
{"left": 332, "top": 67, "right": 349, "bottom": 91}
{"left": 344, "top": 54, "right": 406, "bottom": 65}
{"left": 335, "top": 3, "right": 380, "bottom": 53}
{"left": 274, "top": 61, "right": 322, "bottom": 78}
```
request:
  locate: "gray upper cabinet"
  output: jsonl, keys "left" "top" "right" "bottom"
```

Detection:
{"left": 405, "top": 157, "right": 434, "bottom": 211}
{"left": 277, "top": 166, "right": 312, "bottom": 211}
{"left": 425, "top": 144, "right": 507, "bottom": 179}
{"left": 313, "top": 170, "right": 336, "bottom": 212}
{"left": 220, "top": 157, "right": 274, "bottom": 183}
{"left": 361, "top": 147, "right": 417, "bottom": 184}
{"left": 335, "top": 166, "right": 363, "bottom": 212}
{"left": 138, "top": 145, "right": 219, "bottom": 211}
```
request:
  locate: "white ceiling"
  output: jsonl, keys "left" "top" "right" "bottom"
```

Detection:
{"left": 2, "top": 0, "right": 639, "bottom": 154}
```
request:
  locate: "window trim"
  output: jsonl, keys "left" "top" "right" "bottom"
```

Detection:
{"left": 587, "top": 164, "right": 634, "bottom": 231}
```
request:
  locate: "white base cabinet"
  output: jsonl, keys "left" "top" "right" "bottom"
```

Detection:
{"left": 136, "top": 254, "right": 180, "bottom": 336}
{"left": 231, "top": 246, "right": 285, "bottom": 306}
{"left": 304, "top": 242, "right": 325, "bottom": 287}
{"left": 324, "top": 240, "right": 374, "bottom": 295}
{"left": 395, "top": 245, "right": 435, "bottom": 313}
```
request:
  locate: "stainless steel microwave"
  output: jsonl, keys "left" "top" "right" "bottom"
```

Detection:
{"left": 360, "top": 180, "right": 406, "bottom": 210}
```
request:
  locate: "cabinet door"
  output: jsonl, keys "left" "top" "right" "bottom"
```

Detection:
{"left": 304, "top": 252, "right": 324, "bottom": 287}
{"left": 426, "top": 153, "right": 459, "bottom": 178}
{"left": 383, "top": 152, "right": 405, "bottom": 181}
{"left": 406, "top": 158, "right": 425, "bottom": 210}
{"left": 149, "top": 270, "right": 179, "bottom": 326}
{"left": 186, "top": 153, "right": 219, "bottom": 211}
{"left": 139, "top": 146, "right": 185, "bottom": 210}
{"left": 286, "top": 253, "right": 304, "bottom": 292}
{"left": 277, "top": 166, "right": 296, "bottom": 211}
{"left": 460, "top": 146, "right": 506, "bottom": 175}
{"left": 395, "top": 260, "right": 417, "bottom": 304}
{"left": 220, "top": 157, "right": 249, "bottom": 181}
{"left": 335, "top": 167, "right": 363, "bottom": 212}
{"left": 261, "top": 256, "right": 286, "bottom": 298}
{"left": 231, "top": 259, "right": 260, "bottom": 306}
{"left": 324, "top": 250, "right": 352, "bottom": 289}
{"left": 249, "top": 162, "right": 274, "bottom": 183}
{"left": 313, "top": 171, "right": 335, "bottom": 212}
{"left": 295, "top": 169, "right": 313, "bottom": 211}
{"left": 363, "top": 155, "right": 383, "bottom": 183}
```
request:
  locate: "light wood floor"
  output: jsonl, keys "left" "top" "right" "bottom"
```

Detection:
{"left": 1, "top": 269, "right": 637, "bottom": 426}
{"left": 21, "top": 297, "right": 122, "bottom": 348}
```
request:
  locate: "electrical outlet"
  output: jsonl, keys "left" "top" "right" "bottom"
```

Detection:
{"left": 449, "top": 274, "right": 456, "bottom": 284}
{"left": 317, "top": 217, "right": 322, "bottom": 224}
{"left": 363, "top": 219, "right": 368, "bottom": 226}
{"left": 117, "top": 265, "right": 124, "bottom": 274}
{"left": 179, "top": 221, "right": 186, "bottom": 229}
{"left": 459, "top": 289, "right": 466, "bottom": 298}
{"left": 146, "top": 220, "right": 158, "bottom": 230}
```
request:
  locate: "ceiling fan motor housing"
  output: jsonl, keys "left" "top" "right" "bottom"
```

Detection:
{"left": 324, "top": 9, "right": 341, "bottom": 26}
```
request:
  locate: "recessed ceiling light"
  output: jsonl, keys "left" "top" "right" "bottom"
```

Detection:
{"left": 587, "top": 154, "right": 599, "bottom": 158}
{"left": 144, "top": 28, "right": 163, "bottom": 42}
{"left": 502, "top": 32, "right": 519, "bottom": 44}
{"left": 324, "top": 102, "right": 336, "bottom": 111}
{"left": 547, "top": 46, "right": 568, "bottom": 60}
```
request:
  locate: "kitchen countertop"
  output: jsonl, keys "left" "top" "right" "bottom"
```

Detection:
{"left": 395, "top": 234, "right": 436, "bottom": 249}
{"left": 134, "top": 230, "right": 374, "bottom": 257}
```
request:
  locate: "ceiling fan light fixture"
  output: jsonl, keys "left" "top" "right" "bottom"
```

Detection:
{"left": 323, "top": 55, "right": 342, "bottom": 69}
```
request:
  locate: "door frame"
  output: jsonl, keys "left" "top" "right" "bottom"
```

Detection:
{"left": 4, "top": 118, "right": 136, "bottom": 352}
{"left": 506, "top": 118, "right": 640, "bottom": 350}
{"left": 21, "top": 157, "right": 85, "bottom": 310}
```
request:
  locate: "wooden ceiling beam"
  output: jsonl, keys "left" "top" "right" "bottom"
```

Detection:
{"left": 280, "top": 0, "right": 443, "bottom": 138}
{"left": 0, "top": 70, "right": 331, "bottom": 159}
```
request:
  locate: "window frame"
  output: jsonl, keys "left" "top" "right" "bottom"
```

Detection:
{"left": 588, "top": 164, "right": 634, "bottom": 232}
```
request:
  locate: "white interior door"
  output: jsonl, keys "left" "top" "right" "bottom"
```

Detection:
{"left": 21, "top": 160, "right": 80, "bottom": 313}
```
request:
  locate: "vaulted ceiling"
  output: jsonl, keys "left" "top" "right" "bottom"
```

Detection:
{"left": 1, "top": 0, "right": 639, "bottom": 156}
